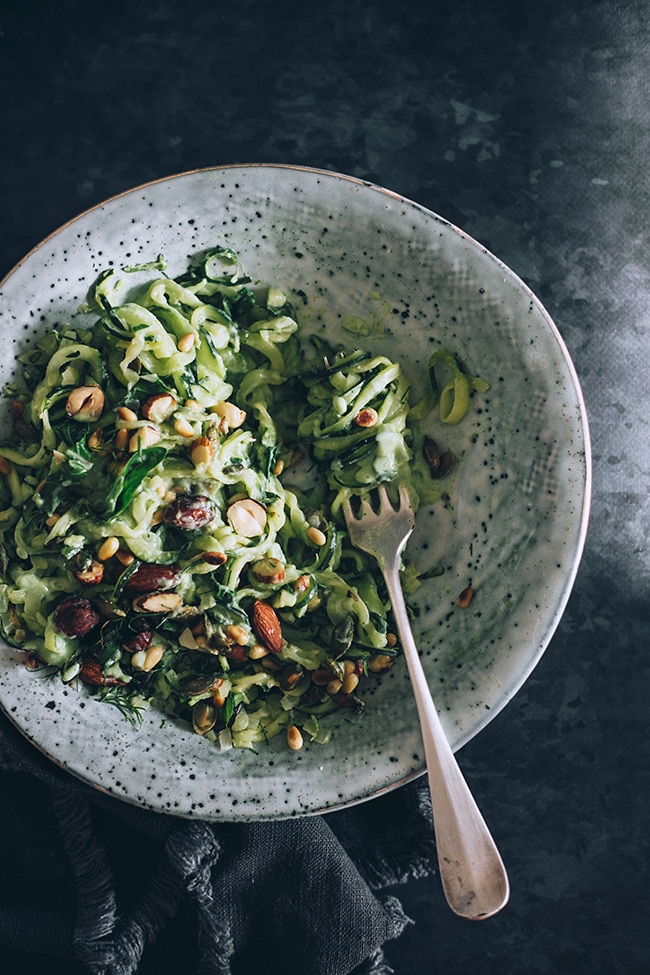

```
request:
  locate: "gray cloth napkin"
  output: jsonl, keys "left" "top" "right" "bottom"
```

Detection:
{"left": 0, "top": 714, "right": 436, "bottom": 975}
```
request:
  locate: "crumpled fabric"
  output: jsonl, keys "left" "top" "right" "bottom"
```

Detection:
{"left": 0, "top": 714, "right": 436, "bottom": 975}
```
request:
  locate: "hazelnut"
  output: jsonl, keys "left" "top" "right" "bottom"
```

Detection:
{"left": 66, "top": 386, "right": 105, "bottom": 423}
{"left": 52, "top": 596, "right": 100, "bottom": 637}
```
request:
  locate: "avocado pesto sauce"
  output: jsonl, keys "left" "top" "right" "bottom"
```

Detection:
{"left": 0, "top": 246, "right": 486, "bottom": 751}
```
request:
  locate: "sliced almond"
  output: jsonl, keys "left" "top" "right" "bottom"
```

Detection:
{"left": 132, "top": 591, "right": 183, "bottom": 614}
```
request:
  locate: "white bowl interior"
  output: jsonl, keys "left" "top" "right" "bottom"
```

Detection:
{"left": 0, "top": 166, "right": 590, "bottom": 819}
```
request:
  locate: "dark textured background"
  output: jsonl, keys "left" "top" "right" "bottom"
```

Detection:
{"left": 1, "top": 0, "right": 649, "bottom": 972}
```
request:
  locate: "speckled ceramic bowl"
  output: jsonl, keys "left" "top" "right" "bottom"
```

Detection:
{"left": 0, "top": 165, "right": 590, "bottom": 820}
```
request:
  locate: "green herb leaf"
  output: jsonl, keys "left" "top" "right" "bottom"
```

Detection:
{"left": 105, "top": 446, "right": 167, "bottom": 518}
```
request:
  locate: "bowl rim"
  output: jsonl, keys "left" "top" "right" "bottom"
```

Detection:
{"left": 0, "top": 163, "right": 592, "bottom": 816}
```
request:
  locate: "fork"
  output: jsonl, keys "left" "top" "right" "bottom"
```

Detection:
{"left": 343, "top": 484, "right": 510, "bottom": 920}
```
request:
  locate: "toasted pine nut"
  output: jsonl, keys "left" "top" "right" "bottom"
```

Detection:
{"left": 142, "top": 645, "right": 164, "bottom": 671}
{"left": 177, "top": 332, "right": 196, "bottom": 353}
{"left": 98, "top": 536, "right": 120, "bottom": 561}
{"left": 307, "top": 526, "right": 327, "bottom": 547}
{"left": 343, "top": 660, "right": 356, "bottom": 676}
{"left": 174, "top": 416, "right": 196, "bottom": 438}
{"left": 184, "top": 398, "right": 203, "bottom": 412}
{"left": 45, "top": 514, "right": 60, "bottom": 527}
{"left": 117, "top": 406, "right": 138, "bottom": 423}
{"left": 342, "top": 672, "right": 359, "bottom": 694}
{"left": 456, "top": 586, "right": 474, "bottom": 609}
{"left": 273, "top": 459, "right": 285, "bottom": 476}
{"left": 326, "top": 678, "right": 343, "bottom": 695}
{"left": 225, "top": 624, "right": 249, "bottom": 645}
{"left": 0, "top": 457, "right": 11, "bottom": 475}
{"left": 287, "top": 725, "right": 303, "bottom": 751}
{"left": 114, "top": 428, "right": 129, "bottom": 450}
{"left": 248, "top": 643, "right": 269, "bottom": 660}
{"left": 116, "top": 549, "right": 135, "bottom": 566}
{"left": 385, "top": 632, "right": 397, "bottom": 648}
{"left": 190, "top": 436, "right": 213, "bottom": 467}
{"left": 87, "top": 428, "right": 104, "bottom": 450}
{"left": 150, "top": 508, "right": 165, "bottom": 525}
{"left": 129, "top": 426, "right": 161, "bottom": 452}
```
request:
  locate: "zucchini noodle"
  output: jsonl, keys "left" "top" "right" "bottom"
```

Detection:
{"left": 0, "top": 246, "right": 488, "bottom": 751}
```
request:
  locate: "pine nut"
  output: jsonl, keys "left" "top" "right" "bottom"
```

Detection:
{"left": 114, "top": 428, "right": 129, "bottom": 450}
{"left": 248, "top": 643, "right": 269, "bottom": 660}
{"left": 87, "top": 428, "right": 104, "bottom": 450}
{"left": 174, "top": 416, "right": 196, "bottom": 438}
{"left": 326, "top": 678, "right": 343, "bottom": 695}
{"left": 456, "top": 586, "right": 474, "bottom": 609}
{"left": 307, "top": 526, "right": 327, "bottom": 547}
{"left": 177, "top": 332, "right": 196, "bottom": 353}
{"left": 116, "top": 549, "right": 135, "bottom": 566}
{"left": 287, "top": 725, "right": 303, "bottom": 751}
{"left": 273, "top": 459, "right": 285, "bottom": 475}
{"left": 342, "top": 672, "right": 359, "bottom": 694}
{"left": 98, "top": 536, "right": 120, "bottom": 561}
{"left": 142, "top": 645, "right": 164, "bottom": 671}
{"left": 0, "top": 457, "right": 11, "bottom": 475}
{"left": 343, "top": 660, "right": 356, "bottom": 676}
{"left": 184, "top": 398, "right": 203, "bottom": 412}
{"left": 117, "top": 406, "right": 138, "bottom": 423}
{"left": 385, "top": 632, "right": 397, "bottom": 648}
{"left": 129, "top": 426, "right": 161, "bottom": 452}
{"left": 45, "top": 514, "right": 60, "bottom": 527}
{"left": 190, "top": 437, "right": 213, "bottom": 467}
{"left": 225, "top": 624, "right": 249, "bottom": 645}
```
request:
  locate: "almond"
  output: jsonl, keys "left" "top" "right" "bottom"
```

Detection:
{"left": 132, "top": 591, "right": 183, "bottom": 614}
{"left": 79, "top": 657, "right": 124, "bottom": 686}
{"left": 251, "top": 599, "right": 283, "bottom": 654}
{"left": 124, "top": 563, "right": 182, "bottom": 592}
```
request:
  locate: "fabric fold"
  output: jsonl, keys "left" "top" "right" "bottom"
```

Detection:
{"left": 1, "top": 712, "right": 435, "bottom": 975}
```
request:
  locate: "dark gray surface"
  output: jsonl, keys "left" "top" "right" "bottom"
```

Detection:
{"left": 1, "top": 1, "right": 648, "bottom": 972}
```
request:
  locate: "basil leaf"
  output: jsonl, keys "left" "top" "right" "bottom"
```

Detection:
{"left": 105, "top": 446, "right": 167, "bottom": 518}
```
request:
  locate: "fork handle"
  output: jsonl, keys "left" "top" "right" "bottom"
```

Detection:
{"left": 383, "top": 563, "right": 510, "bottom": 920}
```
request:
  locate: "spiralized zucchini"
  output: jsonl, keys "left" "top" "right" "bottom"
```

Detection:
{"left": 0, "top": 246, "right": 487, "bottom": 751}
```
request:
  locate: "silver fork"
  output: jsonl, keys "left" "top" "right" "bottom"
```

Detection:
{"left": 343, "top": 484, "right": 510, "bottom": 920}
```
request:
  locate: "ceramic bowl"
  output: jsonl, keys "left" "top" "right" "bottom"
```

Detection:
{"left": 0, "top": 165, "right": 590, "bottom": 819}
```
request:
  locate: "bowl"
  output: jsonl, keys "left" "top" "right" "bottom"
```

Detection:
{"left": 0, "top": 165, "right": 590, "bottom": 820}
